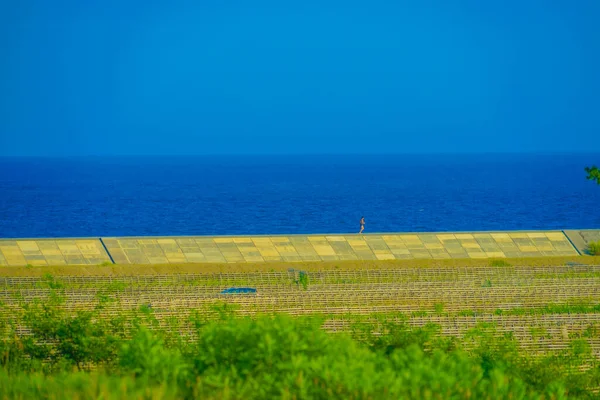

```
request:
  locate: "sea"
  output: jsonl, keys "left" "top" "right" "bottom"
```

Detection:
{"left": 0, "top": 154, "right": 598, "bottom": 238}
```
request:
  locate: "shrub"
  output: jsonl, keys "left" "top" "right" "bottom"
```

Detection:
{"left": 22, "top": 305, "right": 122, "bottom": 370}
{"left": 587, "top": 241, "right": 600, "bottom": 256}
{"left": 585, "top": 165, "right": 600, "bottom": 185}
{"left": 3, "top": 297, "right": 599, "bottom": 398}
{"left": 118, "top": 328, "right": 187, "bottom": 384}
{"left": 298, "top": 271, "right": 309, "bottom": 290}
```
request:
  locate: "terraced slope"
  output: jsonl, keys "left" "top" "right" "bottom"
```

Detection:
{"left": 2, "top": 264, "right": 600, "bottom": 355}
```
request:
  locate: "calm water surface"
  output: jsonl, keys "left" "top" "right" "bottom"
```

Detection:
{"left": 0, "top": 154, "right": 598, "bottom": 238}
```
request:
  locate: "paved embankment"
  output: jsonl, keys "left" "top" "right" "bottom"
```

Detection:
{"left": 1, "top": 229, "right": 597, "bottom": 266}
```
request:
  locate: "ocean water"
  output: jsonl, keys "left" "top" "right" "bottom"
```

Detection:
{"left": 0, "top": 154, "right": 598, "bottom": 238}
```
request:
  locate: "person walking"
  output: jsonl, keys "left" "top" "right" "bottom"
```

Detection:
{"left": 359, "top": 216, "right": 365, "bottom": 234}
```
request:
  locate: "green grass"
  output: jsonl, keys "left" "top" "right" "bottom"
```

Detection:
{"left": 534, "top": 271, "right": 600, "bottom": 279}
{"left": 498, "top": 303, "right": 600, "bottom": 316}
{"left": 489, "top": 259, "right": 513, "bottom": 267}
{"left": 3, "top": 255, "right": 600, "bottom": 278}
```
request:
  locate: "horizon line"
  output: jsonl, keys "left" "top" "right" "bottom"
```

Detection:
{"left": 1, "top": 151, "right": 600, "bottom": 158}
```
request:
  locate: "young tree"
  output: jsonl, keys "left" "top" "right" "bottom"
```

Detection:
{"left": 585, "top": 166, "right": 600, "bottom": 185}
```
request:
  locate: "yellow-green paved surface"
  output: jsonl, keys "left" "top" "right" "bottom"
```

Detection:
{"left": 0, "top": 239, "right": 111, "bottom": 266}
{"left": 101, "top": 230, "right": 578, "bottom": 265}
{"left": 564, "top": 229, "right": 600, "bottom": 255}
{"left": 0, "top": 231, "right": 583, "bottom": 266}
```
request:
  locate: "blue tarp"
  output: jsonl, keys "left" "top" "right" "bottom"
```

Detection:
{"left": 220, "top": 287, "right": 258, "bottom": 294}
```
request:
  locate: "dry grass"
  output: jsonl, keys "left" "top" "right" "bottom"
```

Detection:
{"left": 2, "top": 255, "right": 599, "bottom": 277}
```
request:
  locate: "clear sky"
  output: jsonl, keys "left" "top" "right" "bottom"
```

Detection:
{"left": 0, "top": 0, "right": 598, "bottom": 156}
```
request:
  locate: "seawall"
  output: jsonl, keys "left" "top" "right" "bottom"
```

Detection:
{"left": 0, "top": 229, "right": 597, "bottom": 266}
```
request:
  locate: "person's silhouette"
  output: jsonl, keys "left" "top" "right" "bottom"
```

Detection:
{"left": 359, "top": 216, "right": 365, "bottom": 234}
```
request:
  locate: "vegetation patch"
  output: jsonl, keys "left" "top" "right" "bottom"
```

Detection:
{"left": 3, "top": 304, "right": 600, "bottom": 399}
{"left": 4, "top": 256, "right": 600, "bottom": 278}
{"left": 587, "top": 241, "right": 600, "bottom": 256}
{"left": 3, "top": 260, "right": 600, "bottom": 398}
{"left": 489, "top": 259, "right": 512, "bottom": 267}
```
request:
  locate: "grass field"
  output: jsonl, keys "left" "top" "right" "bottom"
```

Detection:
{"left": 2, "top": 255, "right": 599, "bottom": 277}
{"left": 3, "top": 255, "right": 600, "bottom": 398}
{"left": 3, "top": 256, "right": 600, "bottom": 346}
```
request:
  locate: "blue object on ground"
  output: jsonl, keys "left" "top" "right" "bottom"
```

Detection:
{"left": 565, "top": 262, "right": 585, "bottom": 266}
{"left": 220, "top": 287, "right": 258, "bottom": 294}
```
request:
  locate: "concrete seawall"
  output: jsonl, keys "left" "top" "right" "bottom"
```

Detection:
{"left": 0, "top": 230, "right": 597, "bottom": 266}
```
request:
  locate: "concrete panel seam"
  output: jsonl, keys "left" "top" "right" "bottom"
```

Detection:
{"left": 562, "top": 230, "right": 582, "bottom": 255}
{"left": 99, "top": 238, "right": 116, "bottom": 264}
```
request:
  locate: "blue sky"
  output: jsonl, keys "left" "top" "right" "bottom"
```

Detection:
{"left": 0, "top": 0, "right": 598, "bottom": 156}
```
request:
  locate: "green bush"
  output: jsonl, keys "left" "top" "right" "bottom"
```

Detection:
{"left": 585, "top": 166, "right": 600, "bottom": 185}
{"left": 118, "top": 328, "right": 187, "bottom": 384}
{"left": 3, "top": 295, "right": 600, "bottom": 399}
{"left": 1, "top": 314, "right": 568, "bottom": 400}
{"left": 297, "top": 271, "right": 309, "bottom": 290}
{"left": 587, "top": 241, "right": 600, "bottom": 256}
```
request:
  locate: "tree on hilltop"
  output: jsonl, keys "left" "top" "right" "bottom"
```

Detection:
{"left": 585, "top": 166, "right": 600, "bottom": 185}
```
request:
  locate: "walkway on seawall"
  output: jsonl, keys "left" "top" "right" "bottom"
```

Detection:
{"left": 0, "top": 230, "right": 597, "bottom": 266}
